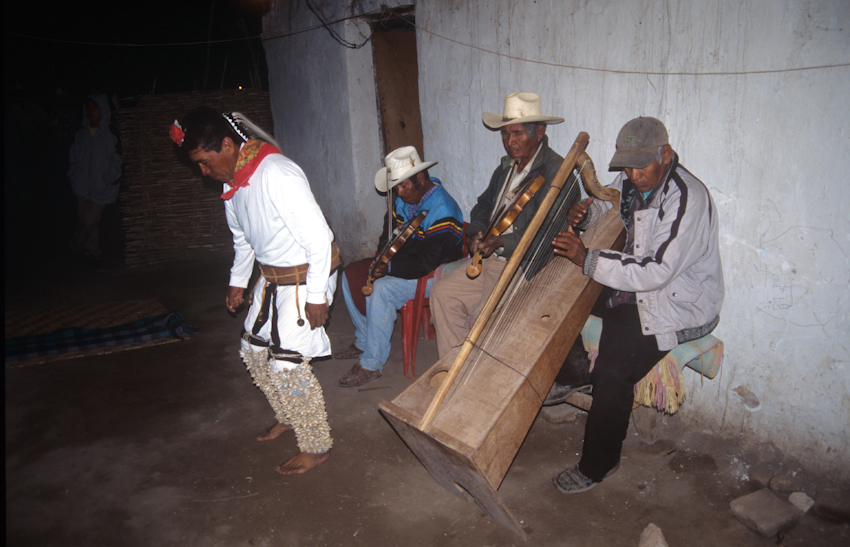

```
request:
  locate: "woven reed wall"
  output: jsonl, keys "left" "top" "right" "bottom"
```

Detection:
{"left": 119, "top": 90, "right": 272, "bottom": 268}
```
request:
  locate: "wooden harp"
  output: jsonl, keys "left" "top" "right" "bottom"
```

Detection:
{"left": 379, "top": 133, "right": 626, "bottom": 536}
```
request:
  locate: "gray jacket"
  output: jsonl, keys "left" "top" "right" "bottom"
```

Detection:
{"left": 583, "top": 155, "right": 724, "bottom": 351}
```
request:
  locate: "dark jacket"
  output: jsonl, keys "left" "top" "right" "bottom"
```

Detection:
{"left": 468, "top": 135, "right": 564, "bottom": 258}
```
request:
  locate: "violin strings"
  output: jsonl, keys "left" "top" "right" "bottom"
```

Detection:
{"left": 443, "top": 171, "right": 583, "bottom": 401}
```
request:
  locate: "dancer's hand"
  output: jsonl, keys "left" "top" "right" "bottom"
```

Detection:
{"left": 305, "top": 302, "right": 328, "bottom": 330}
{"left": 226, "top": 286, "right": 245, "bottom": 312}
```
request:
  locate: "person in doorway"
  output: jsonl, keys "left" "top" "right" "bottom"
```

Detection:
{"left": 548, "top": 116, "right": 724, "bottom": 493}
{"left": 336, "top": 146, "right": 464, "bottom": 387}
{"left": 172, "top": 107, "right": 339, "bottom": 474}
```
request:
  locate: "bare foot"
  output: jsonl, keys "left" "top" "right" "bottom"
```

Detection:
{"left": 256, "top": 422, "right": 292, "bottom": 442}
{"left": 275, "top": 450, "right": 330, "bottom": 475}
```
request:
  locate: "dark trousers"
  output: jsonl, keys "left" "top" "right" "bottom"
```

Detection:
{"left": 577, "top": 290, "right": 666, "bottom": 482}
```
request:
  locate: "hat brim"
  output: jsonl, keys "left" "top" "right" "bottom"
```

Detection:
{"left": 482, "top": 113, "right": 565, "bottom": 130}
{"left": 374, "top": 160, "right": 437, "bottom": 192}
{"left": 608, "top": 149, "right": 657, "bottom": 171}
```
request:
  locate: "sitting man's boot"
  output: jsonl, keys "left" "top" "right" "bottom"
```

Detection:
{"left": 544, "top": 337, "right": 592, "bottom": 406}
{"left": 544, "top": 383, "right": 592, "bottom": 406}
{"left": 552, "top": 461, "right": 620, "bottom": 494}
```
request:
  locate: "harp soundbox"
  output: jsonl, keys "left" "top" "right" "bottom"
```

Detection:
{"left": 378, "top": 133, "right": 626, "bottom": 536}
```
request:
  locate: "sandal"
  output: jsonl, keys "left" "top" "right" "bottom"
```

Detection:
{"left": 543, "top": 383, "right": 592, "bottom": 406}
{"left": 553, "top": 464, "right": 598, "bottom": 494}
{"left": 552, "top": 462, "right": 620, "bottom": 495}
{"left": 333, "top": 343, "right": 364, "bottom": 360}
{"left": 338, "top": 363, "right": 381, "bottom": 388}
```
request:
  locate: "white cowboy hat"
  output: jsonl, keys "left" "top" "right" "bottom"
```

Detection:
{"left": 374, "top": 146, "right": 437, "bottom": 192}
{"left": 482, "top": 92, "right": 565, "bottom": 130}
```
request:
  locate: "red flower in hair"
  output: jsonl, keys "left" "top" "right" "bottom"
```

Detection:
{"left": 170, "top": 120, "right": 185, "bottom": 146}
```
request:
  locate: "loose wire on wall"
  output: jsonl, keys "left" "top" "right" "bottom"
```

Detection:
{"left": 10, "top": 5, "right": 848, "bottom": 76}
{"left": 304, "top": 0, "right": 372, "bottom": 49}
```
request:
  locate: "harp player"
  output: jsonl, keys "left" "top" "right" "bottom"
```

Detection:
{"left": 336, "top": 146, "right": 464, "bottom": 387}
{"left": 549, "top": 117, "right": 724, "bottom": 494}
{"left": 430, "top": 92, "right": 575, "bottom": 357}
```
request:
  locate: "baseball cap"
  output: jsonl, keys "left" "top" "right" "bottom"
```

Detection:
{"left": 609, "top": 117, "right": 669, "bottom": 170}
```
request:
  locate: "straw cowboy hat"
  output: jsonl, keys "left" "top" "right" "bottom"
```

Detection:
{"left": 374, "top": 146, "right": 437, "bottom": 192}
{"left": 482, "top": 92, "right": 565, "bottom": 130}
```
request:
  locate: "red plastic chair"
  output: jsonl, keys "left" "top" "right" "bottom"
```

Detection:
{"left": 399, "top": 223, "right": 469, "bottom": 378}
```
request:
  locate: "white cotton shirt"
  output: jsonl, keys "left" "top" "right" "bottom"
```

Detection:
{"left": 226, "top": 152, "right": 337, "bottom": 361}
{"left": 224, "top": 153, "right": 335, "bottom": 305}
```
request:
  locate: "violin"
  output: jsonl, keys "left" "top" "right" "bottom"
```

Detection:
{"left": 466, "top": 173, "right": 546, "bottom": 278}
{"left": 362, "top": 211, "right": 428, "bottom": 296}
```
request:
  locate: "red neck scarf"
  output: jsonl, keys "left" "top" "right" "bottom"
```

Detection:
{"left": 221, "top": 139, "right": 282, "bottom": 200}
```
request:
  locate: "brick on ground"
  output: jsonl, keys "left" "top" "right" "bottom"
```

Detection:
{"left": 540, "top": 404, "right": 577, "bottom": 424}
{"left": 789, "top": 492, "right": 814, "bottom": 513}
{"left": 729, "top": 488, "right": 803, "bottom": 538}
{"left": 637, "top": 523, "right": 669, "bottom": 547}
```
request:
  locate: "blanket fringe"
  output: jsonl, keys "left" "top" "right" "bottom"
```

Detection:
{"left": 633, "top": 357, "right": 686, "bottom": 414}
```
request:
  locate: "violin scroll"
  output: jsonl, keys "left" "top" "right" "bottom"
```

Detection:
{"left": 362, "top": 278, "right": 375, "bottom": 296}
{"left": 466, "top": 252, "right": 483, "bottom": 278}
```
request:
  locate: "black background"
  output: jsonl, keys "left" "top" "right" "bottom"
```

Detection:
{"left": 4, "top": 0, "right": 269, "bottom": 279}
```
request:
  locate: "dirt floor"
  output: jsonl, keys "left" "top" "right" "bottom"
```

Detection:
{"left": 6, "top": 258, "right": 850, "bottom": 547}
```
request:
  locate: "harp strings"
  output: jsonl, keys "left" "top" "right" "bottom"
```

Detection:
{"left": 520, "top": 168, "right": 582, "bottom": 281}
{"left": 443, "top": 169, "right": 584, "bottom": 399}
{"left": 478, "top": 169, "right": 582, "bottom": 348}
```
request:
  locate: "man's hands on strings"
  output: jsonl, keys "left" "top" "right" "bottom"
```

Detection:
{"left": 567, "top": 197, "right": 593, "bottom": 227}
{"left": 469, "top": 231, "right": 505, "bottom": 259}
{"left": 552, "top": 197, "right": 593, "bottom": 267}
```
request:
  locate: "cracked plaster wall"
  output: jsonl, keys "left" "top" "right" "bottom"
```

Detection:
{"left": 263, "top": 0, "right": 850, "bottom": 477}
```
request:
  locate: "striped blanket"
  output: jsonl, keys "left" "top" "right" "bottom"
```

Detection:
{"left": 5, "top": 311, "right": 197, "bottom": 363}
{"left": 581, "top": 315, "right": 723, "bottom": 414}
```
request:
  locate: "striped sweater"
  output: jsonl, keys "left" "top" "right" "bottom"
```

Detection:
{"left": 378, "top": 178, "right": 464, "bottom": 280}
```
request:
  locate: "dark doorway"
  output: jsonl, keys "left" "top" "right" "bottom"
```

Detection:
{"left": 371, "top": 10, "right": 424, "bottom": 159}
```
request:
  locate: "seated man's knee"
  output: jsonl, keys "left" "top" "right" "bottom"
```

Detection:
{"left": 372, "top": 277, "right": 399, "bottom": 299}
{"left": 589, "top": 356, "right": 632, "bottom": 387}
{"left": 430, "top": 279, "right": 447, "bottom": 303}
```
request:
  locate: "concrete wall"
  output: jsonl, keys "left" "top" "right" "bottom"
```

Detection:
{"left": 264, "top": 0, "right": 850, "bottom": 477}
{"left": 263, "top": 0, "right": 404, "bottom": 261}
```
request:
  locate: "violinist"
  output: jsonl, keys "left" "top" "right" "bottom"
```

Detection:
{"left": 431, "top": 92, "right": 574, "bottom": 358}
{"left": 336, "top": 146, "right": 464, "bottom": 387}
